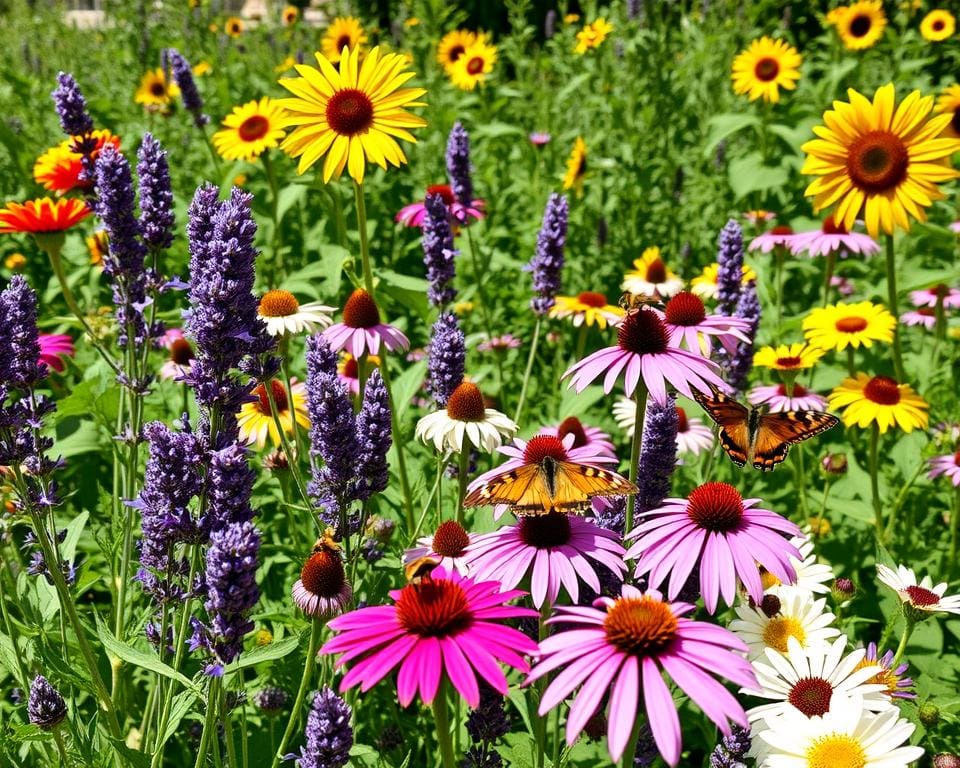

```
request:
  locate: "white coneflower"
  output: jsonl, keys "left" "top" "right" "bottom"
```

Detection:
{"left": 415, "top": 381, "right": 516, "bottom": 454}
{"left": 257, "top": 289, "right": 335, "bottom": 336}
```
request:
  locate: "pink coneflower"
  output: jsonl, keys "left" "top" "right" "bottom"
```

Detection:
{"left": 529, "top": 132, "right": 551, "bottom": 146}
{"left": 929, "top": 450, "right": 960, "bottom": 486}
{"left": 748, "top": 383, "right": 828, "bottom": 413}
{"left": 321, "top": 566, "right": 538, "bottom": 707}
{"left": 658, "top": 291, "right": 751, "bottom": 354}
{"left": 159, "top": 329, "right": 195, "bottom": 381}
{"left": 613, "top": 399, "right": 713, "bottom": 456}
{"left": 527, "top": 585, "right": 756, "bottom": 765}
{"left": 909, "top": 284, "right": 960, "bottom": 309}
{"left": 789, "top": 215, "right": 880, "bottom": 258}
{"left": 464, "top": 512, "right": 626, "bottom": 607}
{"left": 540, "top": 416, "right": 617, "bottom": 461}
{"left": 951, "top": 221, "right": 960, "bottom": 233}
{"left": 404, "top": 520, "right": 473, "bottom": 576}
{"left": 625, "top": 482, "right": 801, "bottom": 613}
{"left": 854, "top": 642, "right": 915, "bottom": 700}
{"left": 336, "top": 353, "right": 361, "bottom": 395}
{"left": 900, "top": 308, "right": 937, "bottom": 329}
{"left": 477, "top": 333, "right": 522, "bottom": 352}
{"left": 563, "top": 307, "right": 725, "bottom": 405}
{"left": 291, "top": 538, "right": 353, "bottom": 619}
{"left": 748, "top": 225, "right": 796, "bottom": 253}
{"left": 395, "top": 183, "right": 485, "bottom": 227}
{"left": 37, "top": 334, "right": 74, "bottom": 373}
{"left": 323, "top": 288, "right": 409, "bottom": 359}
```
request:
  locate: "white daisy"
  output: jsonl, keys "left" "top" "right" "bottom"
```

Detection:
{"left": 762, "top": 534, "right": 835, "bottom": 599}
{"left": 415, "top": 381, "right": 517, "bottom": 454}
{"left": 755, "top": 695, "right": 924, "bottom": 768}
{"left": 729, "top": 591, "right": 840, "bottom": 661}
{"left": 876, "top": 563, "right": 960, "bottom": 616}
{"left": 612, "top": 397, "right": 713, "bottom": 456}
{"left": 403, "top": 520, "right": 473, "bottom": 576}
{"left": 257, "top": 289, "right": 336, "bottom": 336}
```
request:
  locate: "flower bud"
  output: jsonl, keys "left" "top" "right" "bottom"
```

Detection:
{"left": 821, "top": 453, "right": 848, "bottom": 475}
{"left": 919, "top": 702, "right": 940, "bottom": 727}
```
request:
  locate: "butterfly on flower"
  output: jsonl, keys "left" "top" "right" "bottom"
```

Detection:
{"left": 618, "top": 290, "right": 661, "bottom": 313}
{"left": 693, "top": 386, "right": 838, "bottom": 471}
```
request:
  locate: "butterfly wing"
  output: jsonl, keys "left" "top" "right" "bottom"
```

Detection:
{"left": 752, "top": 411, "right": 839, "bottom": 472}
{"left": 692, "top": 388, "right": 751, "bottom": 468}
{"left": 539, "top": 461, "right": 638, "bottom": 515}
{"left": 463, "top": 464, "right": 541, "bottom": 509}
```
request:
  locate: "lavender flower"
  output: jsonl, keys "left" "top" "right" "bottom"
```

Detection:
{"left": 635, "top": 395, "right": 678, "bottom": 515}
{"left": 710, "top": 726, "right": 750, "bottom": 768}
{"left": 465, "top": 686, "right": 510, "bottom": 743}
{"left": 446, "top": 122, "right": 473, "bottom": 207}
{"left": 0, "top": 276, "right": 44, "bottom": 389}
{"left": 292, "top": 687, "right": 353, "bottom": 768}
{"left": 633, "top": 723, "right": 659, "bottom": 767}
{"left": 204, "top": 521, "right": 261, "bottom": 667}
{"left": 716, "top": 219, "right": 744, "bottom": 317}
{"left": 592, "top": 496, "right": 625, "bottom": 537}
{"left": 203, "top": 442, "right": 256, "bottom": 533}
{"left": 627, "top": 0, "right": 643, "bottom": 20}
{"left": 354, "top": 369, "right": 391, "bottom": 500}
{"left": 137, "top": 133, "right": 175, "bottom": 251}
{"left": 253, "top": 686, "right": 289, "bottom": 714}
{"left": 51, "top": 72, "right": 93, "bottom": 137}
{"left": 28, "top": 675, "right": 67, "bottom": 730}
{"left": 525, "top": 193, "right": 568, "bottom": 315}
{"left": 422, "top": 193, "right": 458, "bottom": 306}
{"left": 725, "top": 280, "right": 760, "bottom": 393}
{"left": 427, "top": 313, "right": 465, "bottom": 406}
{"left": 162, "top": 48, "right": 208, "bottom": 127}
{"left": 544, "top": 9, "right": 557, "bottom": 38}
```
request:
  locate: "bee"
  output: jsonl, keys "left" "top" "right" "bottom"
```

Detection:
{"left": 618, "top": 291, "right": 660, "bottom": 312}
{"left": 404, "top": 555, "right": 440, "bottom": 584}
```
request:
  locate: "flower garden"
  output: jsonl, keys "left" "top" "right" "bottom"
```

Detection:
{"left": 0, "top": 0, "right": 959, "bottom": 766}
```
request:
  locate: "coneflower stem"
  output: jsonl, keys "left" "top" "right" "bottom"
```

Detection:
{"left": 625, "top": 384, "right": 649, "bottom": 534}
{"left": 620, "top": 716, "right": 644, "bottom": 768}
{"left": 892, "top": 614, "right": 916, "bottom": 667}
{"left": 868, "top": 423, "right": 882, "bottom": 536}
{"left": 431, "top": 681, "right": 456, "bottom": 768}
{"left": 514, "top": 317, "right": 542, "bottom": 425}
{"left": 456, "top": 449, "right": 469, "bottom": 525}
{"left": 884, "top": 235, "right": 905, "bottom": 381}
{"left": 822, "top": 250, "right": 836, "bottom": 308}
{"left": 271, "top": 619, "right": 322, "bottom": 768}
{"left": 353, "top": 181, "right": 375, "bottom": 297}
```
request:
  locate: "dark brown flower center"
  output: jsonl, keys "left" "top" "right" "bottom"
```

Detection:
{"left": 675, "top": 406, "right": 689, "bottom": 433}
{"left": 238, "top": 115, "right": 271, "bottom": 142}
{"left": 466, "top": 56, "right": 485, "bottom": 75}
{"left": 951, "top": 109, "right": 960, "bottom": 135}
{"left": 686, "top": 482, "right": 744, "bottom": 533}
{"left": 849, "top": 13, "right": 872, "bottom": 37}
{"left": 904, "top": 585, "right": 940, "bottom": 607}
{"left": 300, "top": 546, "right": 347, "bottom": 597}
{"left": 342, "top": 357, "right": 358, "bottom": 378}
{"left": 395, "top": 579, "right": 473, "bottom": 636}
{"left": 522, "top": 434, "right": 570, "bottom": 464}
{"left": 821, "top": 214, "right": 848, "bottom": 235}
{"left": 770, "top": 225, "right": 794, "bottom": 236}
{"left": 760, "top": 594, "right": 782, "bottom": 618}
{"left": 170, "top": 337, "right": 195, "bottom": 366}
{"left": 835, "top": 315, "right": 868, "bottom": 333}
{"left": 326, "top": 88, "right": 375, "bottom": 136}
{"left": 557, "top": 416, "right": 588, "bottom": 448}
{"left": 788, "top": 677, "right": 834, "bottom": 717}
{"left": 426, "top": 184, "right": 456, "bottom": 205}
{"left": 342, "top": 288, "right": 380, "bottom": 328}
{"left": 518, "top": 512, "right": 572, "bottom": 548}
{"left": 917, "top": 308, "right": 935, "bottom": 317}
{"left": 753, "top": 57, "right": 780, "bottom": 82}
{"left": 863, "top": 375, "right": 900, "bottom": 406}
{"left": 432, "top": 521, "right": 470, "bottom": 557}
{"left": 776, "top": 382, "right": 809, "bottom": 396}
{"left": 336, "top": 34, "right": 351, "bottom": 51}
{"left": 616, "top": 308, "right": 669, "bottom": 355}
{"left": 776, "top": 356, "right": 803, "bottom": 368}
{"left": 846, "top": 130, "right": 909, "bottom": 194}
{"left": 603, "top": 596, "right": 678, "bottom": 657}
{"left": 255, "top": 380, "right": 288, "bottom": 414}
{"left": 664, "top": 291, "right": 707, "bottom": 326}
{"left": 150, "top": 82, "right": 166, "bottom": 97}
{"left": 933, "top": 20, "right": 944, "bottom": 31}
{"left": 577, "top": 291, "right": 608, "bottom": 308}
{"left": 259, "top": 289, "right": 300, "bottom": 317}
{"left": 446, "top": 382, "right": 485, "bottom": 422}
{"left": 644, "top": 258, "right": 667, "bottom": 284}
{"left": 953, "top": 449, "right": 960, "bottom": 467}
{"left": 448, "top": 44, "right": 465, "bottom": 62}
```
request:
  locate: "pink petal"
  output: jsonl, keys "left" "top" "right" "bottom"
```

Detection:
{"left": 440, "top": 637, "right": 479, "bottom": 707}
{"left": 642, "top": 657, "right": 681, "bottom": 766}
{"left": 606, "top": 655, "right": 640, "bottom": 761}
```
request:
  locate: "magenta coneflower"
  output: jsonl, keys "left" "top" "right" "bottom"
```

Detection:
{"left": 477, "top": 333, "right": 521, "bottom": 352}
{"left": 900, "top": 308, "right": 938, "bottom": 329}
{"left": 909, "top": 283, "right": 960, "bottom": 309}
{"left": 292, "top": 538, "right": 353, "bottom": 619}
{"left": 321, "top": 566, "right": 538, "bottom": 707}
{"left": 395, "top": 183, "right": 485, "bottom": 227}
{"left": 540, "top": 416, "right": 617, "bottom": 461}
{"left": 527, "top": 585, "right": 755, "bottom": 765}
{"left": 748, "top": 383, "right": 828, "bottom": 413}
{"left": 951, "top": 221, "right": 960, "bottom": 233}
{"left": 563, "top": 307, "right": 725, "bottom": 404}
{"left": 323, "top": 288, "right": 409, "bottom": 359}
{"left": 625, "top": 482, "right": 801, "bottom": 613}
{"left": 159, "top": 328, "right": 195, "bottom": 381}
{"left": 748, "top": 225, "right": 796, "bottom": 253}
{"left": 464, "top": 512, "right": 627, "bottom": 607}
{"left": 789, "top": 215, "right": 880, "bottom": 259}
{"left": 659, "top": 291, "right": 751, "bottom": 355}
{"left": 404, "top": 520, "right": 474, "bottom": 576}
{"left": 929, "top": 450, "right": 960, "bottom": 486}
{"left": 37, "top": 333, "right": 74, "bottom": 373}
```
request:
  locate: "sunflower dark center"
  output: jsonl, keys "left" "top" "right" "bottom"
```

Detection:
{"left": 686, "top": 482, "right": 744, "bottom": 533}
{"left": 259, "top": 289, "right": 300, "bottom": 317}
{"left": 325, "top": 88, "right": 374, "bottom": 137}
{"left": 644, "top": 258, "right": 668, "bottom": 284}
{"left": 426, "top": 184, "right": 456, "bottom": 205}
{"left": 466, "top": 56, "right": 485, "bottom": 75}
{"left": 432, "top": 520, "right": 470, "bottom": 557}
{"left": 238, "top": 115, "right": 270, "bottom": 142}
{"left": 675, "top": 406, "right": 689, "bottom": 433}
{"left": 603, "top": 596, "right": 678, "bottom": 657}
{"left": 395, "top": 579, "right": 473, "bottom": 636}
{"left": 336, "top": 35, "right": 352, "bottom": 51}
{"left": 170, "top": 337, "right": 195, "bottom": 366}
{"left": 835, "top": 315, "right": 868, "bottom": 333}
{"left": 150, "top": 82, "right": 166, "bottom": 96}
{"left": 300, "top": 546, "right": 347, "bottom": 597}
{"left": 522, "top": 435, "right": 570, "bottom": 464}
{"left": 446, "top": 382, "right": 485, "bottom": 422}
{"left": 616, "top": 307, "right": 669, "bottom": 355}
{"left": 753, "top": 57, "right": 780, "bottom": 82}
{"left": 519, "top": 512, "right": 572, "bottom": 548}
{"left": 577, "top": 291, "right": 608, "bottom": 308}
{"left": 788, "top": 677, "right": 834, "bottom": 717}
{"left": 776, "top": 355, "right": 802, "bottom": 368}
{"left": 557, "top": 416, "right": 589, "bottom": 448}
{"left": 255, "top": 380, "right": 288, "bottom": 414}
{"left": 933, "top": 20, "right": 945, "bottom": 31}
{"left": 951, "top": 109, "right": 960, "bottom": 135}
{"left": 342, "top": 288, "right": 380, "bottom": 328}
{"left": 664, "top": 291, "right": 707, "bottom": 326}
{"left": 849, "top": 13, "right": 872, "bottom": 37}
{"left": 448, "top": 44, "right": 465, "bottom": 62}
{"left": 904, "top": 585, "right": 940, "bottom": 607}
{"left": 863, "top": 375, "right": 900, "bottom": 406}
{"left": 846, "top": 130, "right": 909, "bottom": 194}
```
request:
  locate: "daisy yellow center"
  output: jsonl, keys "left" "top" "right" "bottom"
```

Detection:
{"left": 863, "top": 375, "right": 900, "bottom": 406}
{"left": 255, "top": 380, "right": 288, "bottom": 414}
{"left": 523, "top": 435, "right": 570, "bottom": 464}
{"left": 446, "top": 382, "right": 486, "bottom": 422}
{"left": 848, "top": 14, "right": 872, "bottom": 37}
{"left": 238, "top": 115, "right": 271, "bottom": 142}
{"left": 835, "top": 316, "right": 868, "bottom": 333}
{"left": 664, "top": 291, "right": 706, "bottom": 326}
{"left": 426, "top": 184, "right": 456, "bottom": 205}
{"left": 395, "top": 579, "right": 473, "bottom": 637}
{"left": 675, "top": 406, "right": 689, "bottom": 433}
{"left": 432, "top": 520, "right": 470, "bottom": 557}
{"left": 342, "top": 288, "right": 381, "bottom": 328}
{"left": 788, "top": 677, "right": 834, "bottom": 717}
{"left": 753, "top": 57, "right": 780, "bottom": 82}
{"left": 904, "top": 584, "right": 939, "bottom": 607}
{"left": 762, "top": 616, "right": 806, "bottom": 653}
{"left": 644, "top": 258, "right": 667, "bottom": 284}
{"left": 576, "top": 291, "right": 608, "bottom": 308}
{"left": 259, "top": 289, "right": 300, "bottom": 317}
{"left": 805, "top": 734, "right": 866, "bottom": 768}
{"left": 617, "top": 308, "right": 669, "bottom": 355}
{"left": 300, "top": 546, "right": 347, "bottom": 597}
{"left": 519, "top": 512, "right": 572, "bottom": 548}
{"left": 854, "top": 660, "right": 898, "bottom": 694}
{"left": 326, "top": 88, "right": 375, "bottom": 137}
{"left": 845, "top": 130, "right": 909, "bottom": 194}
{"left": 557, "top": 416, "right": 588, "bottom": 448}
{"left": 686, "top": 482, "right": 744, "bottom": 533}
{"left": 604, "top": 596, "right": 678, "bottom": 657}
{"left": 170, "top": 337, "right": 195, "bottom": 366}
{"left": 466, "top": 56, "right": 485, "bottom": 75}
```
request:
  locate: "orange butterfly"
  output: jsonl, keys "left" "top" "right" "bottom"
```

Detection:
{"left": 693, "top": 386, "right": 838, "bottom": 472}
{"left": 463, "top": 457, "right": 637, "bottom": 516}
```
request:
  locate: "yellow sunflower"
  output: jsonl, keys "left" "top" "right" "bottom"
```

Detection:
{"left": 277, "top": 46, "right": 427, "bottom": 183}
{"left": 282, "top": 5, "right": 299, "bottom": 26}
{"left": 936, "top": 84, "right": 960, "bottom": 139}
{"left": 754, "top": 343, "right": 825, "bottom": 371}
{"left": 449, "top": 38, "right": 497, "bottom": 91}
{"left": 828, "top": 373, "right": 928, "bottom": 433}
{"left": 213, "top": 98, "right": 287, "bottom": 161}
{"left": 437, "top": 29, "right": 477, "bottom": 70}
{"left": 802, "top": 301, "right": 896, "bottom": 351}
{"left": 562, "top": 136, "right": 588, "bottom": 195}
{"left": 731, "top": 37, "right": 802, "bottom": 103}
{"left": 225, "top": 16, "right": 244, "bottom": 38}
{"left": 574, "top": 18, "right": 613, "bottom": 54}
{"left": 690, "top": 263, "right": 757, "bottom": 300}
{"left": 920, "top": 9, "right": 955, "bottom": 41}
{"left": 322, "top": 17, "right": 368, "bottom": 64}
{"left": 135, "top": 69, "right": 180, "bottom": 107}
{"left": 549, "top": 292, "right": 625, "bottom": 329}
{"left": 801, "top": 83, "right": 960, "bottom": 237}
{"left": 833, "top": 1, "right": 887, "bottom": 50}
{"left": 237, "top": 379, "right": 310, "bottom": 448}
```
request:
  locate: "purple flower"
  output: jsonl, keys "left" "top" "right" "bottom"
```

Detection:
{"left": 0, "top": 276, "right": 45, "bottom": 389}
{"left": 203, "top": 442, "right": 256, "bottom": 533}
{"left": 524, "top": 193, "right": 568, "bottom": 315}
{"left": 716, "top": 219, "right": 745, "bottom": 317}
{"left": 354, "top": 369, "right": 391, "bottom": 501}
{"left": 635, "top": 395, "right": 678, "bottom": 515}
{"left": 28, "top": 675, "right": 67, "bottom": 730}
{"left": 204, "top": 521, "right": 261, "bottom": 667}
{"left": 137, "top": 133, "right": 175, "bottom": 251}
{"left": 427, "top": 313, "right": 465, "bottom": 406}
{"left": 627, "top": 0, "right": 643, "bottom": 20}
{"left": 51, "top": 72, "right": 93, "bottom": 137}
{"left": 725, "top": 280, "right": 760, "bottom": 393}
{"left": 292, "top": 687, "right": 353, "bottom": 768}
{"left": 465, "top": 686, "right": 510, "bottom": 743}
{"left": 253, "top": 686, "right": 289, "bottom": 714}
{"left": 446, "top": 121, "right": 474, "bottom": 209}
{"left": 162, "top": 48, "right": 208, "bottom": 128}
{"left": 421, "top": 192, "right": 458, "bottom": 306}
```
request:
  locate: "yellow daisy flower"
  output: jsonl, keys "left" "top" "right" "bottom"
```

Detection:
{"left": 801, "top": 83, "right": 960, "bottom": 237}
{"left": 86, "top": 230, "right": 108, "bottom": 266}
{"left": 449, "top": 38, "right": 497, "bottom": 90}
{"left": 622, "top": 247, "right": 684, "bottom": 298}
{"left": 277, "top": 46, "right": 427, "bottom": 183}
{"left": 574, "top": 18, "right": 613, "bottom": 54}
{"left": 282, "top": 5, "right": 299, "bottom": 26}
{"left": 754, "top": 343, "right": 825, "bottom": 371}
{"left": 437, "top": 29, "right": 477, "bottom": 71}
{"left": 562, "top": 136, "right": 588, "bottom": 195}
{"left": 549, "top": 292, "right": 625, "bottom": 329}
{"left": 275, "top": 56, "right": 297, "bottom": 74}
{"left": 192, "top": 61, "right": 212, "bottom": 77}
{"left": 404, "top": 17, "right": 420, "bottom": 27}
{"left": 690, "top": 263, "right": 758, "bottom": 301}
{"left": 936, "top": 84, "right": 960, "bottom": 138}
{"left": 828, "top": 373, "right": 928, "bottom": 433}
{"left": 135, "top": 68, "right": 180, "bottom": 107}
{"left": 4, "top": 253, "right": 26, "bottom": 270}
{"left": 920, "top": 9, "right": 955, "bottom": 41}
{"left": 833, "top": 1, "right": 887, "bottom": 50}
{"left": 225, "top": 16, "right": 244, "bottom": 38}
{"left": 803, "top": 301, "right": 896, "bottom": 351}
{"left": 564, "top": 13, "right": 580, "bottom": 24}
{"left": 322, "top": 17, "right": 368, "bottom": 63}
{"left": 731, "top": 37, "right": 802, "bottom": 103}
{"left": 213, "top": 98, "right": 287, "bottom": 161}
{"left": 237, "top": 379, "right": 310, "bottom": 448}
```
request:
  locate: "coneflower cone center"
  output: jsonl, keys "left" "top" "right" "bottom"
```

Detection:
{"left": 576, "top": 291, "right": 608, "bottom": 308}
{"left": 395, "top": 579, "right": 472, "bottom": 637}
{"left": 255, "top": 380, "right": 288, "bottom": 414}
{"left": 904, "top": 585, "right": 940, "bottom": 607}
{"left": 446, "top": 382, "right": 486, "bottom": 422}
{"left": 259, "top": 289, "right": 300, "bottom": 317}
{"left": 557, "top": 416, "right": 588, "bottom": 448}
{"left": 644, "top": 258, "right": 667, "bottom": 284}
{"left": 300, "top": 549, "right": 346, "bottom": 597}
{"left": 753, "top": 57, "right": 779, "bottom": 82}
{"left": 686, "top": 482, "right": 744, "bottom": 532}
{"left": 953, "top": 450, "right": 960, "bottom": 467}
{"left": 522, "top": 435, "right": 570, "bottom": 464}
{"left": 326, "top": 88, "right": 375, "bottom": 137}
{"left": 770, "top": 225, "right": 794, "bottom": 236}
{"left": 617, "top": 308, "right": 669, "bottom": 355}
{"left": 777, "top": 382, "right": 808, "bottom": 397}
{"left": 805, "top": 735, "right": 866, "bottom": 768}
{"left": 519, "top": 513, "right": 571, "bottom": 548}
{"left": 846, "top": 131, "right": 909, "bottom": 193}
{"left": 835, "top": 315, "right": 868, "bottom": 333}
{"left": 863, "top": 375, "right": 901, "bottom": 406}
{"left": 342, "top": 288, "right": 381, "bottom": 328}
{"left": 675, "top": 407, "right": 689, "bottom": 433}
{"left": 604, "top": 596, "right": 677, "bottom": 656}
{"left": 432, "top": 520, "right": 470, "bottom": 557}
{"left": 170, "top": 337, "right": 195, "bottom": 365}
{"left": 788, "top": 677, "right": 834, "bottom": 717}
{"left": 426, "top": 184, "right": 456, "bottom": 205}
{"left": 239, "top": 115, "right": 270, "bottom": 142}
{"left": 822, "top": 214, "right": 847, "bottom": 235}
{"left": 849, "top": 13, "right": 872, "bottom": 37}
{"left": 664, "top": 291, "right": 706, "bottom": 326}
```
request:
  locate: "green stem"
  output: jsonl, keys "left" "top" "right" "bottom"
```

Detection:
{"left": 456, "top": 449, "right": 469, "bottom": 526}
{"left": 774, "top": 246, "right": 785, "bottom": 335}
{"left": 202, "top": 127, "right": 224, "bottom": 181}
{"left": 794, "top": 444, "right": 809, "bottom": 521}
{"left": 464, "top": 225, "right": 495, "bottom": 342}
{"left": 514, "top": 317, "right": 542, "bottom": 425}
{"left": 431, "top": 681, "right": 456, "bottom": 768}
{"left": 619, "top": 716, "right": 644, "bottom": 768}
{"left": 53, "top": 729, "right": 70, "bottom": 765}
{"left": 550, "top": 703, "right": 561, "bottom": 768}
{"left": 263, "top": 375, "right": 314, "bottom": 521}
{"left": 377, "top": 356, "right": 415, "bottom": 532}
{"left": 221, "top": 681, "right": 238, "bottom": 768}
{"left": 271, "top": 620, "right": 323, "bottom": 768}
{"left": 262, "top": 151, "right": 283, "bottom": 279}
{"left": 353, "top": 181, "right": 374, "bottom": 296}
{"left": 573, "top": 324, "right": 588, "bottom": 364}
{"left": 846, "top": 347, "right": 856, "bottom": 378}
{"left": 0, "top": 562, "right": 31, "bottom": 688}
{"left": 436, "top": 454, "right": 445, "bottom": 530}
{"left": 193, "top": 677, "right": 221, "bottom": 768}
{"left": 822, "top": 250, "right": 836, "bottom": 308}
{"left": 892, "top": 615, "right": 915, "bottom": 666}
{"left": 625, "top": 384, "right": 649, "bottom": 535}
{"left": 869, "top": 423, "right": 882, "bottom": 536}
{"left": 950, "top": 486, "right": 960, "bottom": 575}
{"left": 884, "top": 235, "right": 905, "bottom": 381}
{"left": 883, "top": 459, "right": 925, "bottom": 544}
{"left": 813, "top": 478, "right": 832, "bottom": 544}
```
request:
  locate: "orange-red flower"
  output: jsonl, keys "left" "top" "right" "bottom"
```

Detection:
{"left": 0, "top": 198, "right": 91, "bottom": 234}
{"left": 33, "top": 130, "right": 121, "bottom": 194}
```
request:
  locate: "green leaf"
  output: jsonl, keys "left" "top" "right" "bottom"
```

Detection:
{"left": 107, "top": 738, "right": 152, "bottom": 768}
{"left": 222, "top": 635, "right": 300, "bottom": 674}
{"left": 95, "top": 616, "right": 199, "bottom": 694}
{"left": 277, "top": 183, "right": 309, "bottom": 224}
{"left": 390, "top": 359, "right": 428, "bottom": 423}
{"left": 703, "top": 113, "right": 760, "bottom": 157}
{"left": 726, "top": 155, "right": 789, "bottom": 199}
